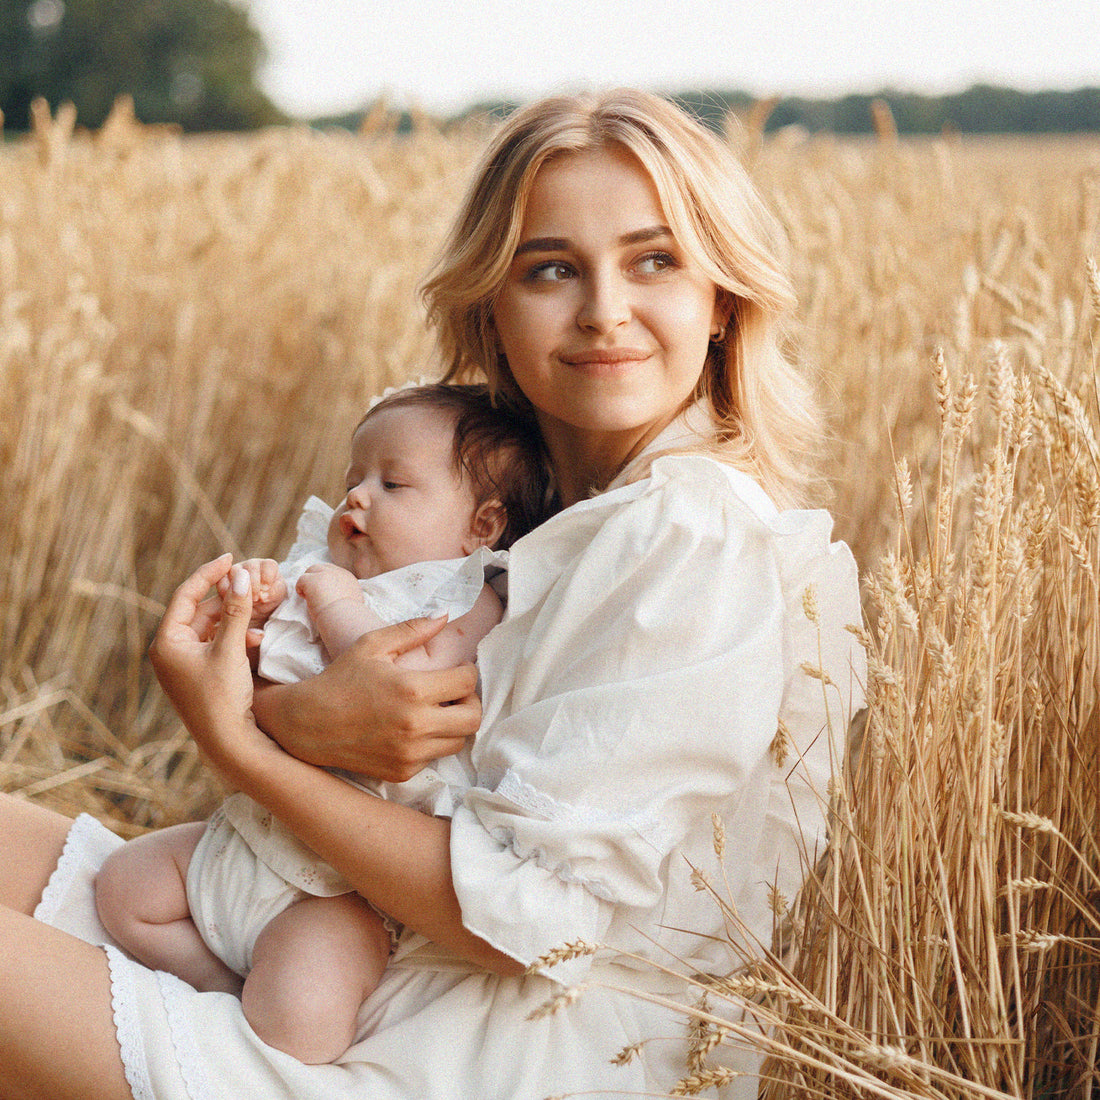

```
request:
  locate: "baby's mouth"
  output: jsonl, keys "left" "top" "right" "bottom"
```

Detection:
{"left": 339, "top": 512, "right": 367, "bottom": 540}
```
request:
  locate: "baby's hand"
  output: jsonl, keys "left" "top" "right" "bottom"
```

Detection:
{"left": 296, "top": 562, "right": 364, "bottom": 615}
{"left": 218, "top": 558, "right": 287, "bottom": 627}
{"left": 297, "top": 563, "right": 372, "bottom": 661}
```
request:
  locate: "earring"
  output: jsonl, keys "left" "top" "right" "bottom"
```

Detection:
{"left": 711, "top": 323, "right": 727, "bottom": 343}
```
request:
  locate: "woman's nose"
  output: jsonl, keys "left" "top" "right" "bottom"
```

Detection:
{"left": 575, "top": 270, "right": 630, "bottom": 333}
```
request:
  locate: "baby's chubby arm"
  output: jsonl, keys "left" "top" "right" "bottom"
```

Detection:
{"left": 296, "top": 564, "right": 503, "bottom": 673}
{"left": 296, "top": 562, "right": 387, "bottom": 661}
{"left": 395, "top": 582, "right": 503, "bottom": 672}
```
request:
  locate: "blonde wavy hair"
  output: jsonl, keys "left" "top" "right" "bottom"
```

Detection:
{"left": 421, "top": 89, "right": 822, "bottom": 508}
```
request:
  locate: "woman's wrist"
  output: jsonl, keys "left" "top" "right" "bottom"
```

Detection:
{"left": 188, "top": 709, "right": 285, "bottom": 790}
{"left": 252, "top": 679, "right": 327, "bottom": 767}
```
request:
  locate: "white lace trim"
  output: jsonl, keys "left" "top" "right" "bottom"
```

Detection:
{"left": 495, "top": 770, "right": 577, "bottom": 822}
{"left": 487, "top": 771, "right": 661, "bottom": 903}
{"left": 157, "top": 968, "right": 217, "bottom": 1100}
{"left": 483, "top": 821, "right": 618, "bottom": 903}
{"left": 33, "top": 811, "right": 101, "bottom": 924}
{"left": 104, "top": 945, "right": 156, "bottom": 1100}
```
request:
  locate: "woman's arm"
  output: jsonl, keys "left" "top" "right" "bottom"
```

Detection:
{"left": 150, "top": 557, "right": 522, "bottom": 975}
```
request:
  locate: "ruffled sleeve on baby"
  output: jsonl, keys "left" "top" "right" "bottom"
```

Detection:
{"left": 449, "top": 455, "right": 864, "bottom": 977}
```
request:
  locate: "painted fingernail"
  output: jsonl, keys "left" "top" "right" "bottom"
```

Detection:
{"left": 231, "top": 566, "right": 251, "bottom": 596}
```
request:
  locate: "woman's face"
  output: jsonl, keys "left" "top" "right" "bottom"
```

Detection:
{"left": 491, "top": 144, "right": 723, "bottom": 482}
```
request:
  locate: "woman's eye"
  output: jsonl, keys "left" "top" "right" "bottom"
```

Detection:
{"left": 634, "top": 251, "right": 677, "bottom": 275}
{"left": 527, "top": 261, "right": 574, "bottom": 282}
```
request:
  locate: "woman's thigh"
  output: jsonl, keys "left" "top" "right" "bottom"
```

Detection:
{"left": 0, "top": 904, "right": 132, "bottom": 1100}
{"left": 0, "top": 793, "right": 73, "bottom": 914}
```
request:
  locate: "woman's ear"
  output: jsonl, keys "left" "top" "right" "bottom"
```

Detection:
{"left": 711, "top": 294, "right": 733, "bottom": 342}
{"left": 463, "top": 499, "right": 507, "bottom": 553}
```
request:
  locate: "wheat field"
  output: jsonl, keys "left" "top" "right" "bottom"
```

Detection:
{"left": 2, "top": 101, "right": 1098, "bottom": 1097}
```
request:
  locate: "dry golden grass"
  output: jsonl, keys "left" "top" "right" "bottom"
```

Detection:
{"left": 2, "top": 103, "right": 1099, "bottom": 1094}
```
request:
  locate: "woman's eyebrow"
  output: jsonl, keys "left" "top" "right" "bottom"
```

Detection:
{"left": 513, "top": 225, "right": 673, "bottom": 256}
{"left": 513, "top": 236, "right": 568, "bottom": 256}
{"left": 620, "top": 225, "right": 673, "bottom": 245}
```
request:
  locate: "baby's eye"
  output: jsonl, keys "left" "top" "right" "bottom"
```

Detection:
{"left": 526, "top": 261, "right": 575, "bottom": 283}
{"left": 382, "top": 479, "right": 405, "bottom": 491}
{"left": 634, "top": 251, "right": 677, "bottom": 275}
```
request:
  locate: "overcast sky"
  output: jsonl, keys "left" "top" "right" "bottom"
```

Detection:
{"left": 243, "top": 0, "right": 1100, "bottom": 119}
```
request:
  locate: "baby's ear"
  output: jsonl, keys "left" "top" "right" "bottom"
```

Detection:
{"left": 464, "top": 499, "right": 507, "bottom": 552}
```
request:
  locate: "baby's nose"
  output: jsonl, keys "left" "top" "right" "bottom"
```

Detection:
{"left": 345, "top": 481, "right": 371, "bottom": 509}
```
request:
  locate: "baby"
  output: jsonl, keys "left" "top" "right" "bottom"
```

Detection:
{"left": 95, "top": 383, "right": 551, "bottom": 1063}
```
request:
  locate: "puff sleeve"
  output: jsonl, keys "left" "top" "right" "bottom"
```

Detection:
{"left": 448, "top": 456, "right": 863, "bottom": 977}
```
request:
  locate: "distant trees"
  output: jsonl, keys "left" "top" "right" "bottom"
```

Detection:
{"left": 753, "top": 85, "right": 1100, "bottom": 135}
{"left": 0, "top": 0, "right": 284, "bottom": 131}
{"left": 446, "top": 86, "right": 1100, "bottom": 137}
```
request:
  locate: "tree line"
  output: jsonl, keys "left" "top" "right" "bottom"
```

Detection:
{"left": 674, "top": 85, "right": 1100, "bottom": 136}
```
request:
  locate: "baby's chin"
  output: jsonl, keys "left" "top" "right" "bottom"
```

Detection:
{"left": 326, "top": 542, "right": 377, "bottom": 580}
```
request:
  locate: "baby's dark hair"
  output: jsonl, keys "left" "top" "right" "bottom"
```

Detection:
{"left": 359, "top": 383, "right": 555, "bottom": 549}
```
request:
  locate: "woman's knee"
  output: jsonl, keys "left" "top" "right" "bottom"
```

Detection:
{"left": 0, "top": 795, "right": 72, "bottom": 915}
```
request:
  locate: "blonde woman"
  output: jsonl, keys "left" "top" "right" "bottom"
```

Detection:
{"left": 0, "top": 90, "right": 863, "bottom": 1099}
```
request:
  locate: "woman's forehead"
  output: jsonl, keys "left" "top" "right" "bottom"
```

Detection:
{"left": 518, "top": 145, "right": 669, "bottom": 238}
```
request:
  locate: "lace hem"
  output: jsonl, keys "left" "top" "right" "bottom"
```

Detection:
{"left": 104, "top": 945, "right": 156, "bottom": 1100}
{"left": 33, "top": 811, "right": 102, "bottom": 925}
{"left": 157, "top": 968, "right": 217, "bottom": 1100}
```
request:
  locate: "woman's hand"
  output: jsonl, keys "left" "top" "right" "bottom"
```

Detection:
{"left": 149, "top": 554, "right": 276, "bottom": 779}
{"left": 252, "top": 618, "right": 482, "bottom": 782}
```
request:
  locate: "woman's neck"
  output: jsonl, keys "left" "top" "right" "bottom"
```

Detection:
{"left": 539, "top": 414, "right": 679, "bottom": 507}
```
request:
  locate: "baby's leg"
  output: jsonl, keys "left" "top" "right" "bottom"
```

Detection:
{"left": 94, "top": 821, "right": 242, "bottom": 995}
{"left": 242, "top": 892, "right": 392, "bottom": 1063}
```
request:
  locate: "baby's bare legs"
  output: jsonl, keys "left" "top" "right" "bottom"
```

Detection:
{"left": 242, "top": 892, "right": 392, "bottom": 1063}
{"left": 94, "top": 821, "right": 243, "bottom": 995}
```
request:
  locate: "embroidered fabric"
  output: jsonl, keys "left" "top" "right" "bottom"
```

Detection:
{"left": 157, "top": 967, "right": 217, "bottom": 1100}
{"left": 104, "top": 946, "right": 156, "bottom": 1100}
{"left": 34, "top": 811, "right": 101, "bottom": 926}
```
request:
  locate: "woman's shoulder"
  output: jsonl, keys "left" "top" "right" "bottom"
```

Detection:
{"left": 617, "top": 452, "right": 837, "bottom": 549}
{"left": 518, "top": 451, "right": 852, "bottom": 590}
{"left": 605, "top": 453, "right": 860, "bottom": 619}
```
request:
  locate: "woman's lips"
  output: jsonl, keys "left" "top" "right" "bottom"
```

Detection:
{"left": 561, "top": 348, "right": 649, "bottom": 365}
{"left": 560, "top": 348, "right": 650, "bottom": 375}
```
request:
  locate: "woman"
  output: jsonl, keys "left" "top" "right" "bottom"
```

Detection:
{"left": 0, "top": 90, "right": 863, "bottom": 1099}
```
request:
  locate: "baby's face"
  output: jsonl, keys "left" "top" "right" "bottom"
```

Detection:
{"left": 327, "top": 404, "right": 479, "bottom": 579}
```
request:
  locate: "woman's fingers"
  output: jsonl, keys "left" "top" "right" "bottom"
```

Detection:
{"left": 426, "top": 694, "right": 482, "bottom": 738}
{"left": 409, "top": 662, "right": 480, "bottom": 708}
{"left": 212, "top": 565, "right": 254, "bottom": 657}
{"left": 152, "top": 553, "right": 233, "bottom": 652}
{"left": 361, "top": 616, "right": 450, "bottom": 661}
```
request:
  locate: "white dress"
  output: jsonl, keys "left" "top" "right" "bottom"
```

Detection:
{"left": 35, "top": 430, "right": 865, "bottom": 1100}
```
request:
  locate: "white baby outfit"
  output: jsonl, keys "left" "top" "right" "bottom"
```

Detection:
{"left": 186, "top": 496, "right": 506, "bottom": 974}
{"left": 36, "top": 413, "right": 866, "bottom": 1100}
